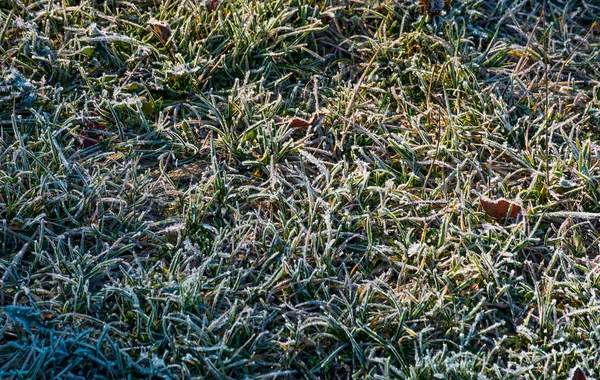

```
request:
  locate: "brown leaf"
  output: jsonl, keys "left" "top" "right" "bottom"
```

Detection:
{"left": 207, "top": 0, "right": 220, "bottom": 12}
{"left": 479, "top": 196, "right": 522, "bottom": 219}
{"left": 572, "top": 367, "right": 587, "bottom": 380}
{"left": 420, "top": 0, "right": 451, "bottom": 15}
{"left": 148, "top": 19, "right": 171, "bottom": 43}
{"left": 288, "top": 118, "right": 311, "bottom": 128}
{"left": 287, "top": 113, "right": 326, "bottom": 129}
{"left": 81, "top": 118, "right": 106, "bottom": 148}
{"left": 39, "top": 311, "right": 55, "bottom": 321}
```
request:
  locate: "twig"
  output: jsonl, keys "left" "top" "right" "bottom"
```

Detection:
{"left": 536, "top": 211, "right": 600, "bottom": 220}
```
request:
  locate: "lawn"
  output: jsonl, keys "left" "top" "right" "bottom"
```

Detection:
{"left": 1, "top": 0, "right": 600, "bottom": 378}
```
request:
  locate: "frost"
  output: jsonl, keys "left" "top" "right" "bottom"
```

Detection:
{"left": 0, "top": 68, "right": 37, "bottom": 106}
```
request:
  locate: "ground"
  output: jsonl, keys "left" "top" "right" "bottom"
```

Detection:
{"left": 1, "top": 0, "right": 600, "bottom": 378}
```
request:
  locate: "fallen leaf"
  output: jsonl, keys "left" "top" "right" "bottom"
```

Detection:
{"left": 287, "top": 112, "right": 326, "bottom": 128}
{"left": 572, "top": 367, "right": 587, "bottom": 380}
{"left": 81, "top": 118, "right": 106, "bottom": 148}
{"left": 288, "top": 118, "right": 311, "bottom": 128}
{"left": 420, "top": 0, "right": 451, "bottom": 15}
{"left": 207, "top": 0, "right": 220, "bottom": 12}
{"left": 39, "top": 311, "right": 55, "bottom": 321}
{"left": 7, "top": 224, "right": 26, "bottom": 232}
{"left": 514, "top": 317, "right": 525, "bottom": 325}
{"left": 148, "top": 19, "right": 171, "bottom": 43}
{"left": 479, "top": 196, "right": 522, "bottom": 219}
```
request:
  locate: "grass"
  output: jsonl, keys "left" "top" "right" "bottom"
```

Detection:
{"left": 1, "top": 0, "right": 599, "bottom": 378}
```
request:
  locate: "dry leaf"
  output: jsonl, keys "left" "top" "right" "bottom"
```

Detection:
{"left": 420, "top": 0, "right": 451, "bottom": 15}
{"left": 479, "top": 196, "right": 522, "bottom": 219}
{"left": 207, "top": 0, "right": 220, "bottom": 12}
{"left": 39, "top": 311, "right": 55, "bottom": 321}
{"left": 148, "top": 19, "right": 171, "bottom": 43}
{"left": 287, "top": 112, "right": 325, "bottom": 128}
{"left": 572, "top": 367, "right": 587, "bottom": 380}
{"left": 288, "top": 118, "right": 311, "bottom": 128}
{"left": 81, "top": 118, "right": 106, "bottom": 148}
